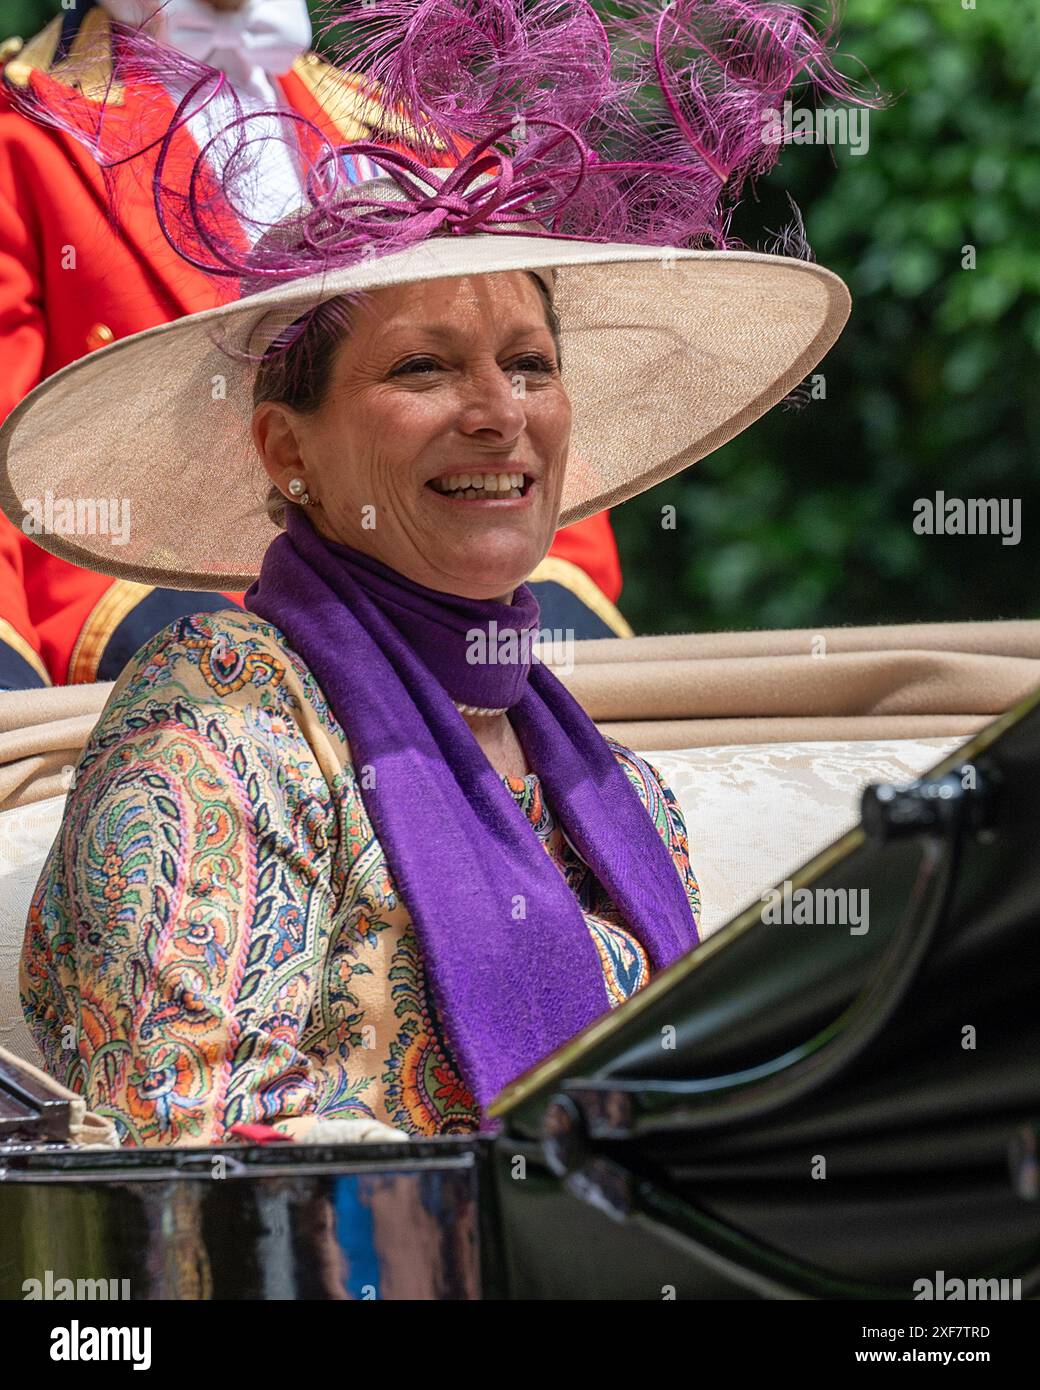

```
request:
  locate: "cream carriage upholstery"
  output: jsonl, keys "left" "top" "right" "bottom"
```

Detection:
{"left": 1, "top": 620, "right": 1038, "bottom": 1069}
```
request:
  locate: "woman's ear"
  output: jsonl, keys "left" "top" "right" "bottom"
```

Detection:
{"left": 252, "top": 401, "right": 305, "bottom": 495}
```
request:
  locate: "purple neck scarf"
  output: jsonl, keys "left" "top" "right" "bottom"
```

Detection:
{"left": 245, "top": 508, "right": 698, "bottom": 1113}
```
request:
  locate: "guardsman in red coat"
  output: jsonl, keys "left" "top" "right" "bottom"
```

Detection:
{"left": 0, "top": 0, "right": 628, "bottom": 691}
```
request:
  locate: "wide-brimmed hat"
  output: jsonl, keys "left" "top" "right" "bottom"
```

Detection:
{"left": 0, "top": 0, "right": 871, "bottom": 590}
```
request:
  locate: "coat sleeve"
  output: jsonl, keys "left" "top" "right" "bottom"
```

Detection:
{"left": 607, "top": 740, "right": 702, "bottom": 943}
{"left": 0, "top": 118, "right": 46, "bottom": 418}
{"left": 0, "top": 114, "right": 48, "bottom": 677}
{"left": 20, "top": 612, "right": 341, "bottom": 1146}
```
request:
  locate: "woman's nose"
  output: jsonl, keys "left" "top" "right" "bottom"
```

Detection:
{"left": 456, "top": 365, "right": 527, "bottom": 441}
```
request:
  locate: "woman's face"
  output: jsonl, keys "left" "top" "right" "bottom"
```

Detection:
{"left": 253, "top": 271, "right": 571, "bottom": 601}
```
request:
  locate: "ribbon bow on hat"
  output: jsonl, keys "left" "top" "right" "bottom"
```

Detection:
{"left": 234, "top": 120, "right": 590, "bottom": 285}
{"left": 102, "top": 0, "right": 312, "bottom": 81}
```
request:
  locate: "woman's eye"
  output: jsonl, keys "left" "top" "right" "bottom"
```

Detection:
{"left": 390, "top": 357, "right": 440, "bottom": 377}
{"left": 390, "top": 353, "right": 556, "bottom": 378}
{"left": 514, "top": 347, "right": 556, "bottom": 369}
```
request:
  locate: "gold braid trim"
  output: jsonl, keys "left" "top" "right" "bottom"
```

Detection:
{"left": 526, "top": 557, "right": 634, "bottom": 638}
{"left": 5, "top": 10, "right": 123, "bottom": 103}
{"left": 67, "top": 579, "right": 154, "bottom": 685}
{"left": 0, "top": 617, "right": 51, "bottom": 685}
{"left": 1, "top": 19, "right": 57, "bottom": 88}
{"left": 291, "top": 52, "right": 446, "bottom": 150}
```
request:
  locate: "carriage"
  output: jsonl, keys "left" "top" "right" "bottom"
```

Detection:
{"left": 1, "top": 618, "right": 1038, "bottom": 1299}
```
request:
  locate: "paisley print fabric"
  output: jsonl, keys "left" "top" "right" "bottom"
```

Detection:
{"left": 20, "top": 610, "right": 701, "bottom": 1145}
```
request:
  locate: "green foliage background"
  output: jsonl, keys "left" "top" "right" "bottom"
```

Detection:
{"left": 2, "top": 0, "right": 1036, "bottom": 633}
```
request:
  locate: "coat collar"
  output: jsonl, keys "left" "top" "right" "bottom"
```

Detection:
{"left": 2, "top": 7, "right": 447, "bottom": 319}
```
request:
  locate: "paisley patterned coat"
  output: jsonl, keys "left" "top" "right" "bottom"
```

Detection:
{"left": 21, "top": 610, "right": 701, "bottom": 1144}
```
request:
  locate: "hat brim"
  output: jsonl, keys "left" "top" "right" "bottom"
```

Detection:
{"left": 0, "top": 235, "right": 850, "bottom": 590}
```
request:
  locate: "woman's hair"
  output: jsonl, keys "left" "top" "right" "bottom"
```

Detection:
{"left": 258, "top": 273, "right": 561, "bottom": 528}
{"left": 257, "top": 274, "right": 562, "bottom": 528}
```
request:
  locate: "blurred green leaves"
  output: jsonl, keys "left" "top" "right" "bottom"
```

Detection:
{"left": 619, "top": 0, "right": 1040, "bottom": 631}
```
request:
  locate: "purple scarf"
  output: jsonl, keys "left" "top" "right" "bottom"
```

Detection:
{"left": 245, "top": 507, "right": 698, "bottom": 1112}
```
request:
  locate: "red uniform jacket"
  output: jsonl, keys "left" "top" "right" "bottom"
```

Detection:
{"left": 0, "top": 7, "right": 623, "bottom": 688}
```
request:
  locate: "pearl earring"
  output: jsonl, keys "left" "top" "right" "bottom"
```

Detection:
{"left": 287, "top": 476, "right": 313, "bottom": 507}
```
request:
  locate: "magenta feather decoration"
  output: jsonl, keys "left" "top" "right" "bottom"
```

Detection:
{"left": 318, "top": 0, "right": 619, "bottom": 156}
{"left": 597, "top": 0, "right": 882, "bottom": 246}
{"left": 3, "top": 0, "right": 884, "bottom": 321}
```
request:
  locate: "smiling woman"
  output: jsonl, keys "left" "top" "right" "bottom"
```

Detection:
{"left": 252, "top": 273, "right": 571, "bottom": 606}
{"left": 0, "top": 0, "right": 869, "bottom": 1144}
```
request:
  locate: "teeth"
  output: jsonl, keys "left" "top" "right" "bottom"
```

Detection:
{"left": 430, "top": 471, "right": 529, "bottom": 496}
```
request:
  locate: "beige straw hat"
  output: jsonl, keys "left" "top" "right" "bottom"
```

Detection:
{"left": 0, "top": 214, "right": 849, "bottom": 590}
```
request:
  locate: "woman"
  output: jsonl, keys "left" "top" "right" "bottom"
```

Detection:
{"left": 1, "top": 0, "right": 869, "bottom": 1144}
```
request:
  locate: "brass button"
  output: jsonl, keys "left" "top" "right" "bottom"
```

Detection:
{"left": 85, "top": 323, "right": 115, "bottom": 351}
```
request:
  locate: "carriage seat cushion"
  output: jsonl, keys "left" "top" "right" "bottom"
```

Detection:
{"left": 0, "top": 736, "right": 965, "bottom": 1068}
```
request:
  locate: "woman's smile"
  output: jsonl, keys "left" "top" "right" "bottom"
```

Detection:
{"left": 425, "top": 469, "right": 537, "bottom": 504}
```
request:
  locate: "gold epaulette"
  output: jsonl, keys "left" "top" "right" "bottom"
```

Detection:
{"left": 3, "top": 10, "right": 123, "bottom": 104}
{"left": 2, "top": 18, "right": 441, "bottom": 145}
{"left": 291, "top": 50, "right": 446, "bottom": 151}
